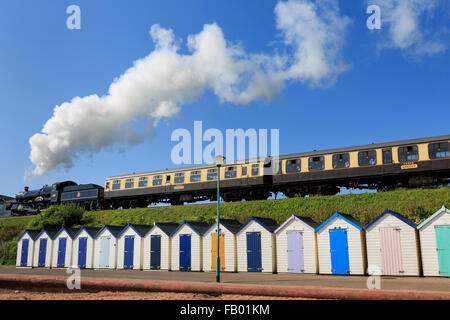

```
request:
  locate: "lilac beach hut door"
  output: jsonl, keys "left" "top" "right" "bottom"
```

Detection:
{"left": 380, "top": 227, "right": 403, "bottom": 276}
{"left": 287, "top": 230, "right": 304, "bottom": 273}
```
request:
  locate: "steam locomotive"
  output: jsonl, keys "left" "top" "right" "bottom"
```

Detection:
{"left": 9, "top": 181, "right": 103, "bottom": 216}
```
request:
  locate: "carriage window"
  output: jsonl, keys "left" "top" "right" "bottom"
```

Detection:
{"left": 125, "top": 178, "right": 134, "bottom": 189}
{"left": 308, "top": 156, "right": 324, "bottom": 171}
{"left": 429, "top": 142, "right": 450, "bottom": 159}
{"left": 207, "top": 168, "right": 218, "bottom": 180}
{"left": 332, "top": 153, "right": 350, "bottom": 169}
{"left": 225, "top": 166, "right": 237, "bottom": 179}
{"left": 398, "top": 145, "right": 418, "bottom": 162}
{"left": 138, "top": 177, "right": 148, "bottom": 187}
{"left": 382, "top": 149, "right": 392, "bottom": 164}
{"left": 190, "top": 171, "right": 201, "bottom": 182}
{"left": 112, "top": 180, "right": 121, "bottom": 190}
{"left": 153, "top": 175, "right": 163, "bottom": 186}
{"left": 251, "top": 164, "right": 259, "bottom": 176}
{"left": 242, "top": 166, "right": 247, "bottom": 176}
{"left": 174, "top": 172, "right": 185, "bottom": 184}
{"left": 105, "top": 182, "right": 110, "bottom": 191}
{"left": 358, "top": 150, "right": 377, "bottom": 166}
{"left": 286, "top": 159, "right": 301, "bottom": 173}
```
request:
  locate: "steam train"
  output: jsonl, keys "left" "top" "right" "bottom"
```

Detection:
{"left": 9, "top": 181, "right": 103, "bottom": 216}
{"left": 8, "top": 134, "right": 450, "bottom": 215}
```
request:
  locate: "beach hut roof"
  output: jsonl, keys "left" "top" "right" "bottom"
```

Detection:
{"left": 417, "top": 206, "right": 450, "bottom": 230}
{"left": 275, "top": 215, "right": 319, "bottom": 233}
{"left": 365, "top": 209, "right": 416, "bottom": 230}
{"left": 236, "top": 217, "right": 279, "bottom": 234}
{"left": 17, "top": 229, "right": 41, "bottom": 241}
{"left": 171, "top": 221, "right": 210, "bottom": 236}
{"left": 315, "top": 212, "right": 364, "bottom": 232}
{"left": 94, "top": 225, "right": 126, "bottom": 238}
{"left": 205, "top": 219, "right": 242, "bottom": 234}
{"left": 152, "top": 222, "right": 180, "bottom": 236}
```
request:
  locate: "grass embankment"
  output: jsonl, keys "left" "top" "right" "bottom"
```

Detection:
{"left": 1, "top": 187, "right": 449, "bottom": 265}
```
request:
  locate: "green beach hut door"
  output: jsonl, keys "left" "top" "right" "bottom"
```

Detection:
{"left": 435, "top": 225, "right": 450, "bottom": 277}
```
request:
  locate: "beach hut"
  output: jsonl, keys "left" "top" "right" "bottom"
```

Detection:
{"left": 365, "top": 209, "right": 421, "bottom": 276}
{"left": 16, "top": 230, "right": 40, "bottom": 268}
{"left": 236, "top": 217, "right": 278, "bottom": 273}
{"left": 93, "top": 225, "right": 125, "bottom": 269}
{"left": 275, "top": 215, "right": 319, "bottom": 274}
{"left": 418, "top": 206, "right": 450, "bottom": 277}
{"left": 72, "top": 227, "right": 101, "bottom": 269}
{"left": 117, "top": 224, "right": 152, "bottom": 270}
{"left": 33, "top": 229, "right": 59, "bottom": 268}
{"left": 316, "top": 212, "right": 366, "bottom": 275}
{"left": 143, "top": 222, "right": 179, "bottom": 270}
{"left": 51, "top": 227, "right": 80, "bottom": 268}
{"left": 170, "top": 221, "right": 209, "bottom": 272}
{"left": 202, "top": 219, "right": 241, "bottom": 273}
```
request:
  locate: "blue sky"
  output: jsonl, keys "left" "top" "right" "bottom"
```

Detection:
{"left": 0, "top": 0, "right": 449, "bottom": 197}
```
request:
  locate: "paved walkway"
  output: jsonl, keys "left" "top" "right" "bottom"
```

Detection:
{"left": 1, "top": 266, "right": 448, "bottom": 294}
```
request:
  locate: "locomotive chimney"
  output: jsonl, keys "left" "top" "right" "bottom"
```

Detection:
{"left": 24, "top": 186, "right": 29, "bottom": 192}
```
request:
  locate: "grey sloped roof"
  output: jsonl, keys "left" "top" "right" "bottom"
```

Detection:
{"left": 83, "top": 227, "right": 102, "bottom": 238}
{"left": 237, "top": 217, "right": 279, "bottom": 233}
{"left": 339, "top": 213, "right": 365, "bottom": 229}
{"left": 172, "top": 221, "right": 210, "bottom": 236}
{"left": 104, "top": 225, "right": 126, "bottom": 237}
{"left": 219, "top": 219, "right": 242, "bottom": 233}
{"left": 129, "top": 224, "right": 153, "bottom": 237}
{"left": 43, "top": 228, "right": 60, "bottom": 239}
{"left": 65, "top": 228, "right": 81, "bottom": 239}
{"left": 27, "top": 229, "right": 41, "bottom": 240}
{"left": 154, "top": 223, "right": 180, "bottom": 236}
{"left": 293, "top": 215, "right": 320, "bottom": 229}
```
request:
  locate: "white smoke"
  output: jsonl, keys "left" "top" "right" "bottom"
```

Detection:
{"left": 370, "top": 0, "right": 446, "bottom": 56}
{"left": 28, "top": 0, "right": 351, "bottom": 177}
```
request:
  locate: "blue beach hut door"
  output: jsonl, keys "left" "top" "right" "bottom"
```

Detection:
{"left": 20, "top": 239, "right": 29, "bottom": 267}
{"left": 150, "top": 235, "right": 161, "bottom": 270}
{"left": 329, "top": 229, "right": 350, "bottom": 275}
{"left": 78, "top": 237, "right": 87, "bottom": 269}
{"left": 38, "top": 238, "right": 47, "bottom": 267}
{"left": 124, "top": 236, "right": 134, "bottom": 269}
{"left": 247, "top": 232, "right": 262, "bottom": 272}
{"left": 179, "top": 234, "right": 191, "bottom": 271}
{"left": 57, "top": 238, "right": 67, "bottom": 267}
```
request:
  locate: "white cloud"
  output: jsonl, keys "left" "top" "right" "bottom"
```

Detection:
{"left": 370, "top": 0, "right": 447, "bottom": 56}
{"left": 28, "top": 0, "right": 351, "bottom": 177}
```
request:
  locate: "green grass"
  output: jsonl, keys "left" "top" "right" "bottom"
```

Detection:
{"left": 1, "top": 187, "right": 449, "bottom": 265}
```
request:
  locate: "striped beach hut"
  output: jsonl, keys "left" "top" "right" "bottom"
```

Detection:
{"left": 316, "top": 213, "right": 366, "bottom": 275}
{"left": 171, "top": 221, "right": 209, "bottom": 272}
{"left": 418, "top": 206, "right": 450, "bottom": 277}
{"left": 16, "top": 229, "right": 40, "bottom": 267}
{"left": 236, "top": 217, "right": 278, "bottom": 273}
{"left": 275, "top": 215, "right": 319, "bottom": 274}
{"left": 202, "top": 219, "right": 241, "bottom": 273}
{"left": 117, "top": 224, "right": 152, "bottom": 270}
{"left": 72, "top": 227, "right": 101, "bottom": 269}
{"left": 33, "top": 229, "right": 59, "bottom": 268}
{"left": 143, "top": 222, "right": 179, "bottom": 270}
{"left": 51, "top": 227, "right": 80, "bottom": 268}
{"left": 365, "top": 209, "right": 421, "bottom": 276}
{"left": 93, "top": 225, "right": 125, "bottom": 269}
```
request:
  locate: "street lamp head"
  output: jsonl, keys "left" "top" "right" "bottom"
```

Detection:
{"left": 213, "top": 155, "right": 226, "bottom": 167}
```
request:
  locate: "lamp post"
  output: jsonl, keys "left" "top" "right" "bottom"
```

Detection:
{"left": 213, "top": 155, "right": 225, "bottom": 283}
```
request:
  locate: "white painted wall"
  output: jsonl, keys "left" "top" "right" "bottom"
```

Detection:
{"left": 16, "top": 233, "right": 35, "bottom": 267}
{"left": 419, "top": 211, "right": 450, "bottom": 276}
{"left": 71, "top": 230, "right": 95, "bottom": 269}
{"left": 117, "top": 228, "right": 144, "bottom": 270}
{"left": 51, "top": 230, "right": 74, "bottom": 268}
{"left": 143, "top": 227, "right": 171, "bottom": 270}
{"left": 93, "top": 228, "right": 118, "bottom": 269}
{"left": 276, "top": 219, "right": 317, "bottom": 274}
{"left": 202, "top": 224, "right": 237, "bottom": 272}
{"left": 32, "top": 232, "right": 54, "bottom": 268}
{"left": 171, "top": 224, "right": 203, "bottom": 271}
{"left": 236, "top": 221, "right": 276, "bottom": 273}
{"left": 366, "top": 214, "right": 420, "bottom": 276}
{"left": 317, "top": 217, "right": 366, "bottom": 275}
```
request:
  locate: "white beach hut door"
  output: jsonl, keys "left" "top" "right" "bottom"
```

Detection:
{"left": 380, "top": 227, "right": 403, "bottom": 276}
{"left": 287, "top": 230, "right": 304, "bottom": 273}
{"left": 99, "top": 236, "right": 110, "bottom": 268}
